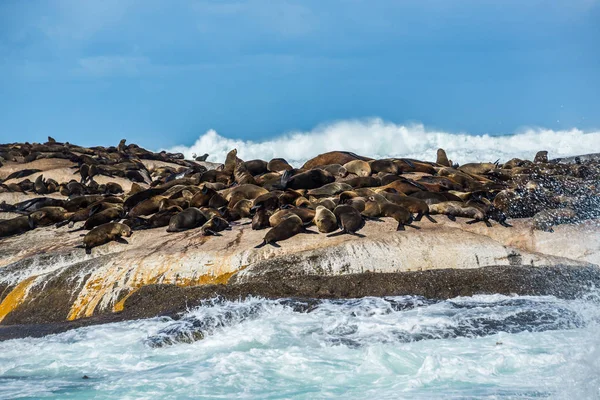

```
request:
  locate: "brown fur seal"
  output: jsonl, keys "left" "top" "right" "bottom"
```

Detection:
{"left": 243, "top": 159, "right": 268, "bottom": 176}
{"left": 201, "top": 216, "right": 231, "bottom": 236}
{"left": 368, "top": 196, "right": 416, "bottom": 230}
{"left": 330, "top": 204, "right": 365, "bottom": 236}
{"left": 225, "top": 184, "right": 268, "bottom": 205}
{"left": 29, "top": 206, "right": 69, "bottom": 226}
{"left": 302, "top": 151, "right": 369, "bottom": 169}
{"left": 369, "top": 159, "right": 399, "bottom": 175}
{"left": 343, "top": 160, "right": 371, "bottom": 177}
{"left": 534, "top": 151, "right": 548, "bottom": 163}
{"left": 71, "top": 206, "right": 124, "bottom": 231}
{"left": 344, "top": 176, "right": 381, "bottom": 188}
{"left": 314, "top": 205, "right": 338, "bottom": 233}
{"left": 320, "top": 164, "right": 348, "bottom": 178}
{"left": 81, "top": 222, "right": 132, "bottom": 254}
{"left": 436, "top": 149, "right": 451, "bottom": 167}
{"left": 379, "top": 191, "right": 436, "bottom": 222}
{"left": 255, "top": 214, "right": 316, "bottom": 248}
{"left": 128, "top": 196, "right": 166, "bottom": 218}
{"left": 429, "top": 201, "right": 490, "bottom": 225}
{"left": 307, "top": 182, "right": 353, "bottom": 198}
{"left": 267, "top": 158, "right": 293, "bottom": 172}
{"left": 281, "top": 169, "right": 335, "bottom": 190}
{"left": 167, "top": 207, "right": 208, "bottom": 232}
{"left": 0, "top": 215, "right": 36, "bottom": 237}
{"left": 252, "top": 208, "right": 272, "bottom": 230}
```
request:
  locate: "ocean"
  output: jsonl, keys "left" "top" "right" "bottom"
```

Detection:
{"left": 1, "top": 293, "right": 599, "bottom": 399}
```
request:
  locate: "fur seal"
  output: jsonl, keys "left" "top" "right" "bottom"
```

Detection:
{"left": 307, "top": 182, "right": 352, "bottom": 198}
{"left": 201, "top": 216, "right": 231, "bottom": 236}
{"left": 343, "top": 160, "right": 371, "bottom": 177}
{"left": 429, "top": 201, "right": 490, "bottom": 225}
{"left": 330, "top": 204, "right": 365, "bottom": 236}
{"left": 379, "top": 191, "right": 436, "bottom": 222}
{"left": 166, "top": 207, "right": 208, "bottom": 232}
{"left": 320, "top": 164, "right": 348, "bottom": 178}
{"left": 81, "top": 222, "right": 132, "bottom": 254}
{"left": 255, "top": 214, "right": 316, "bottom": 248}
{"left": 252, "top": 208, "right": 272, "bottom": 230}
{"left": 243, "top": 159, "right": 268, "bottom": 176}
{"left": 314, "top": 206, "right": 338, "bottom": 233}
{"left": 0, "top": 215, "right": 36, "bottom": 237}
{"left": 534, "top": 151, "right": 549, "bottom": 163}
{"left": 71, "top": 206, "right": 125, "bottom": 231}
{"left": 302, "top": 151, "right": 369, "bottom": 169}
{"left": 368, "top": 196, "right": 416, "bottom": 230}
{"left": 281, "top": 169, "right": 335, "bottom": 190}
{"left": 267, "top": 158, "right": 293, "bottom": 172}
{"left": 436, "top": 149, "right": 451, "bottom": 167}
{"left": 128, "top": 196, "right": 166, "bottom": 218}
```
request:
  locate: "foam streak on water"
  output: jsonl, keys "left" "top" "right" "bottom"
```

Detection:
{"left": 0, "top": 294, "right": 599, "bottom": 399}
{"left": 166, "top": 119, "right": 600, "bottom": 166}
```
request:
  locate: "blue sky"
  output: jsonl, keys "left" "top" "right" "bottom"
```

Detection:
{"left": 1, "top": 0, "right": 599, "bottom": 149}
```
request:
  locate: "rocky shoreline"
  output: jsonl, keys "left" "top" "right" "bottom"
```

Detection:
{"left": 1, "top": 139, "right": 599, "bottom": 339}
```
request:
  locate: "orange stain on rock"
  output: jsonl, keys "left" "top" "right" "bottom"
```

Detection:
{"left": 0, "top": 276, "right": 38, "bottom": 322}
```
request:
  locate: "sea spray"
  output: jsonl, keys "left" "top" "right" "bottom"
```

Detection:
{"left": 1, "top": 293, "right": 599, "bottom": 398}
{"left": 166, "top": 119, "right": 600, "bottom": 166}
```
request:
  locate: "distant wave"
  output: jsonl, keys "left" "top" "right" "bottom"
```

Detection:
{"left": 167, "top": 118, "right": 600, "bottom": 166}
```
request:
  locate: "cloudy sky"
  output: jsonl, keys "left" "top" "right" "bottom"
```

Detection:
{"left": 1, "top": 0, "right": 598, "bottom": 148}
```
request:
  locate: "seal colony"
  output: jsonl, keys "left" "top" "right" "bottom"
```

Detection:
{"left": 1, "top": 139, "right": 599, "bottom": 246}
{"left": 0, "top": 138, "right": 599, "bottom": 337}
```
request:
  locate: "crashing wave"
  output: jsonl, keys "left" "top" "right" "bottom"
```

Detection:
{"left": 166, "top": 119, "right": 600, "bottom": 166}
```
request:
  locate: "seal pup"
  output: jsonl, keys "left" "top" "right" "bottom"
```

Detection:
{"left": 80, "top": 222, "right": 132, "bottom": 254}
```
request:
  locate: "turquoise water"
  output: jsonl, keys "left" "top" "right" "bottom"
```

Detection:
{"left": 0, "top": 294, "right": 599, "bottom": 399}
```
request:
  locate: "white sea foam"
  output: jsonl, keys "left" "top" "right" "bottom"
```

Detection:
{"left": 1, "top": 294, "right": 599, "bottom": 399}
{"left": 166, "top": 119, "right": 600, "bottom": 166}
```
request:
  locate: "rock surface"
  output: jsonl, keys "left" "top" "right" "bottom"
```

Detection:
{"left": 0, "top": 211, "right": 599, "bottom": 335}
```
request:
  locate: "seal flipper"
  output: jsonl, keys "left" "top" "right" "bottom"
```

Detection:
{"left": 255, "top": 240, "right": 267, "bottom": 249}
{"left": 268, "top": 241, "right": 281, "bottom": 248}
{"left": 446, "top": 214, "right": 456, "bottom": 221}
{"left": 425, "top": 214, "right": 437, "bottom": 223}
{"left": 115, "top": 237, "right": 129, "bottom": 245}
{"left": 204, "top": 229, "right": 222, "bottom": 236}
{"left": 396, "top": 223, "right": 405, "bottom": 231}
{"left": 484, "top": 219, "right": 493, "bottom": 227}
{"left": 55, "top": 220, "right": 70, "bottom": 228}
{"left": 349, "top": 231, "right": 366, "bottom": 238}
{"left": 280, "top": 170, "right": 293, "bottom": 189}
{"left": 500, "top": 221, "right": 513, "bottom": 228}
{"left": 327, "top": 230, "right": 346, "bottom": 238}
{"left": 414, "top": 212, "right": 423, "bottom": 222}
{"left": 302, "top": 228, "right": 319, "bottom": 235}
{"left": 465, "top": 219, "right": 478, "bottom": 225}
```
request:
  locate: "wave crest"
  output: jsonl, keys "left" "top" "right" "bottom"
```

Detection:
{"left": 167, "top": 119, "right": 600, "bottom": 166}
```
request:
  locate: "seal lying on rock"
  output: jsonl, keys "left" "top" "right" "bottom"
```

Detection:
{"left": 255, "top": 214, "right": 317, "bottom": 248}
{"left": 80, "top": 222, "right": 132, "bottom": 254}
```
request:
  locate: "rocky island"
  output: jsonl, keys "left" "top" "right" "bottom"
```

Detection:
{"left": 1, "top": 138, "right": 599, "bottom": 339}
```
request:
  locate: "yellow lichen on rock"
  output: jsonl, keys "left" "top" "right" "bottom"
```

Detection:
{"left": 0, "top": 276, "right": 38, "bottom": 322}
